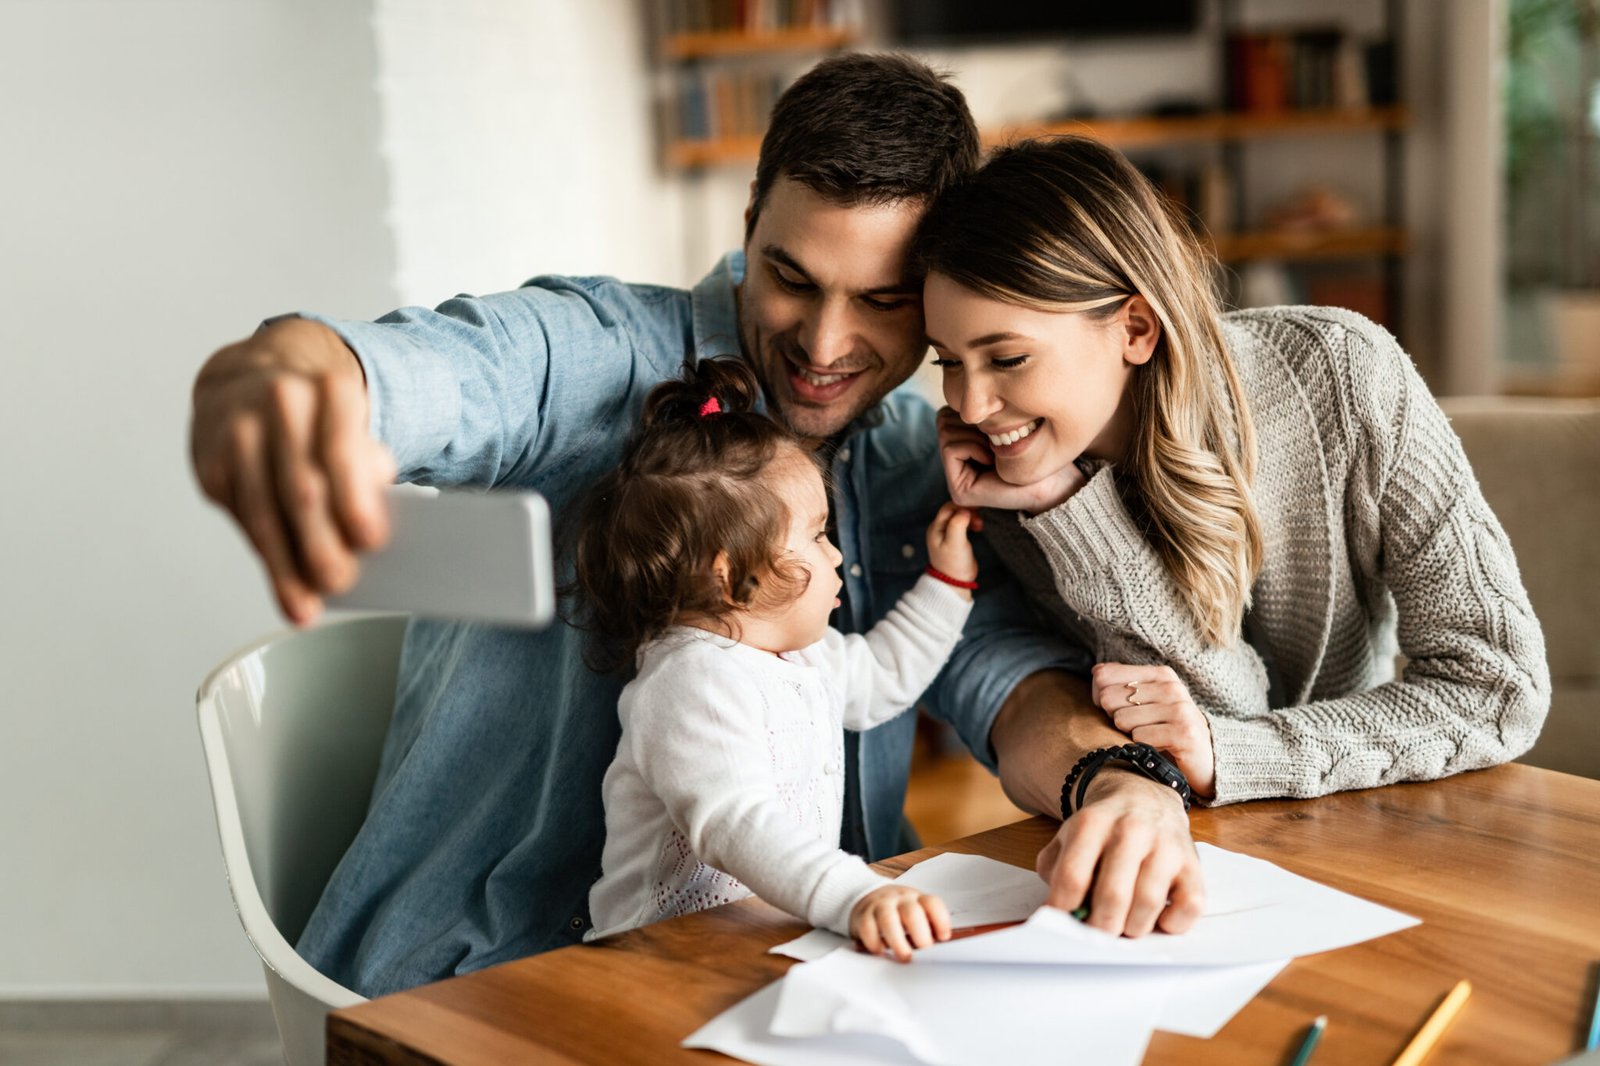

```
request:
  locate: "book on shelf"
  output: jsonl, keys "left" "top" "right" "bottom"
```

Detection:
{"left": 664, "top": 0, "right": 859, "bottom": 36}
{"left": 1227, "top": 26, "right": 1391, "bottom": 112}
{"left": 667, "top": 67, "right": 785, "bottom": 144}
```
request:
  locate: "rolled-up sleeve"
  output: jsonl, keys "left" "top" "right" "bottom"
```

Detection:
{"left": 282, "top": 276, "right": 683, "bottom": 489}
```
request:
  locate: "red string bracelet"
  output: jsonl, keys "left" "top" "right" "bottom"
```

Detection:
{"left": 924, "top": 565, "right": 978, "bottom": 591}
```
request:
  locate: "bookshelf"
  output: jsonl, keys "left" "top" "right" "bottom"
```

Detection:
{"left": 654, "top": 3, "right": 861, "bottom": 166}
{"left": 653, "top": 0, "right": 1408, "bottom": 328}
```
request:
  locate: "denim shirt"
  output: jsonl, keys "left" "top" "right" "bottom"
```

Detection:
{"left": 292, "top": 253, "right": 1084, "bottom": 997}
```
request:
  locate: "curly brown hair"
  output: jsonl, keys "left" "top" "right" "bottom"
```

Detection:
{"left": 571, "top": 358, "right": 817, "bottom": 671}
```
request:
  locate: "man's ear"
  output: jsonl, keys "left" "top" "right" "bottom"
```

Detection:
{"left": 1121, "top": 295, "right": 1161, "bottom": 367}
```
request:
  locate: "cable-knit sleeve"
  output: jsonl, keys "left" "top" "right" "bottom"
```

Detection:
{"left": 1017, "top": 467, "right": 1273, "bottom": 720}
{"left": 1204, "top": 322, "right": 1550, "bottom": 802}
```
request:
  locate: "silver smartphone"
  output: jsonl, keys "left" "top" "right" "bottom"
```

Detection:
{"left": 326, "top": 486, "right": 555, "bottom": 628}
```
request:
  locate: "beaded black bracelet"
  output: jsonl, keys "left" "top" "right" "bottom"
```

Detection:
{"left": 1058, "top": 743, "right": 1194, "bottom": 820}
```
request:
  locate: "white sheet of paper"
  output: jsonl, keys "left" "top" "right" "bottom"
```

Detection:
{"left": 687, "top": 949, "right": 1170, "bottom": 1066}
{"left": 918, "top": 843, "right": 1418, "bottom": 968}
{"left": 1152, "top": 960, "right": 1288, "bottom": 1038}
{"left": 770, "top": 853, "right": 1046, "bottom": 960}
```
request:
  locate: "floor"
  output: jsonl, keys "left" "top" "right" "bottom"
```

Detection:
{"left": 6, "top": 718, "right": 1028, "bottom": 1065}
{"left": 0, "top": 1002, "right": 281, "bottom": 1066}
{"left": 903, "top": 716, "right": 1031, "bottom": 845}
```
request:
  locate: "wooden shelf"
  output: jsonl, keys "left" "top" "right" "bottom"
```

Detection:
{"left": 665, "top": 106, "right": 1410, "bottom": 169}
{"left": 662, "top": 26, "right": 855, "bottom": 60}
{"left": 1002, "top": 105, "right": 1409, "bottom": 149}
{"left": 665, "top": 135, "right": 765, "bottom": 169}
{"left": 1211, "top": 225, "right": 1407, "bottom": 263}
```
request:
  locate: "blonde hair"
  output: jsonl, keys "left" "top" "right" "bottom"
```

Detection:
{"left": 913, "top": 136, "right": 1262, "bottom": 646}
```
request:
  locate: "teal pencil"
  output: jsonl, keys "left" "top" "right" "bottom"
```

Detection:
{"left": 1288, "top": 1015, "right": 1327, "bottom": 1066}
{"left": 1587, "top": 971, "right": 1599, "bottom": 1050}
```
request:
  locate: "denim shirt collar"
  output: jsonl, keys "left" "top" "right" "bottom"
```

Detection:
{"left": 693, "top": 250, "right": 887, "bottom": 439}
{"left": 691, "top": 251, "right": 745, "bottom": 361}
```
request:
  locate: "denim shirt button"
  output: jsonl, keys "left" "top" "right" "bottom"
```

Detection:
{"left": 848, "top": 563, "right": 862, "bottom": 578}
{"left": 901, "top": 544, "right": 915, "bottom": 559}
{"left": 569, "top": 916, "right": 585, "bottom": 930}
{"left": 838, "top": 447, "right": 852, "bottom": 462}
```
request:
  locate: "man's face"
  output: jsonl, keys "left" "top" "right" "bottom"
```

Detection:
{"left": 739, "top": 178, "right": 928, "bottom": 443}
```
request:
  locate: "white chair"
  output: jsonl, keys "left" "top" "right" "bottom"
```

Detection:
{"left": 196, "top": 614, "right": 409, "bottom": 1066}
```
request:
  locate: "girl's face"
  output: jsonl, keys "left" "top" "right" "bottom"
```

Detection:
{"left": 923, "top": 272, "right": 1160, "bottom": 487}
{"left": 738, "top": 449, "right": 843, "bottom": 654}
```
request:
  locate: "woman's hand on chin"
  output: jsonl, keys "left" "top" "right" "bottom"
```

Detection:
{"left": 937, "top": 407, "right": 1088, "bottom": 514}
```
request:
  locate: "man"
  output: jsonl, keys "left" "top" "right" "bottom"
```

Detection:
{"left": 190, "top": 54, "right": 1200, "bottom": 998}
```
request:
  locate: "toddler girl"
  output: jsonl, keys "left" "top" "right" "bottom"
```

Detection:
{"left": 575, "top": 358, "right": 979, "bottom": 961}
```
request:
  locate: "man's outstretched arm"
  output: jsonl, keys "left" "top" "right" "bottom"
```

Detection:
{"left": 989, "top": 668, "right": 1204, "bottom": 937}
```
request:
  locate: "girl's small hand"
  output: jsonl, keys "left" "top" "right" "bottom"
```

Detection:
{"left": 1091, "top": 663, "right": 1217, "bottom": 800}
{"left": 850, "top": 885, "right": 951, "bottom": 963}
{"left": 936, "top": 407, "right": 1088, "bottom": 514}
{"left": 925, "top": 501, "right": 979, "bottom": 598}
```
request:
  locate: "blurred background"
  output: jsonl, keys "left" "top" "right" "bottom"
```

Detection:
{"left": 0, "top": 0, "right": 1593, "bottom": 1050}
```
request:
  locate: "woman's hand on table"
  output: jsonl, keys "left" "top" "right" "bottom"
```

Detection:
{"left": 1092, "top": 662, "right": 1217, "bottom": 800}
{"left": 936, "top": 407, "right": 1087, "bottom": 514}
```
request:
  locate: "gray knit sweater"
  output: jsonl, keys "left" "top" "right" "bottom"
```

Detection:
{"left": 985, "top": 306, "right": 1551, "bottom": 805}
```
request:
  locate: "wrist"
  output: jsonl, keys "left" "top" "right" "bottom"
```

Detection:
{"left": 1082, "top": 766, "right": 1189, "bottom": 810}
{"left": 924, "top": 564, "right": 977, "bottom": 593}
{"left": 1060, "top": 743, "right": 1193, "bottom": 819}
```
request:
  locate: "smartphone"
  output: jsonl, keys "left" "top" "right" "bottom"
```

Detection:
{"left": 326, "top": 485, "right": 555, "bottom": 628}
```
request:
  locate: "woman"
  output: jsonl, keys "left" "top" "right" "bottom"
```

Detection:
{"left": 915, "top": 136, "right": 1548, "bottom": 806}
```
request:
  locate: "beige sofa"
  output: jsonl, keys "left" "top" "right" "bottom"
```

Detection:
{"left": 1440, "top": 397, "right": 1600, "bottom": 779}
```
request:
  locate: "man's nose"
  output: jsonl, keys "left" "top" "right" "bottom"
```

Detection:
{"left": 798, "top": 300, "right": 854, "bottom": 369}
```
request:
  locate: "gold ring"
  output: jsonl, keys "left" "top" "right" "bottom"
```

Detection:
{"left": 1126, "top": 681, "right": 1143, "bottom": 706}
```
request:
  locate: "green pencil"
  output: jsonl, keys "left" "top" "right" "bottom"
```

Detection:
{"left": 1287, "top": 1015, "right": 1326, "bottom": 1066}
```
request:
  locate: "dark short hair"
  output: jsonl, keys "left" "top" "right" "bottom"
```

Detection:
{"left": 571, "top": 358, "right": 814, "bottom": 671}
{"left": 746, "top": 52, "right": 980, "bottom": 241}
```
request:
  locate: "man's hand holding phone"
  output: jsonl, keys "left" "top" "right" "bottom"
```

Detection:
{"left": 190, "top": 318, "right": 395, "bottom": 624}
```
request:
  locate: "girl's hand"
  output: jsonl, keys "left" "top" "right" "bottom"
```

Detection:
{"left": 850, "top": 885, "right": 952, "bottom": 963}
{"left": 925, "top": 501, "right": 979, "bottom": 599}
{"left": 1091, "top": 663, "right": 1217, "bottom": 800}
{"left": 936, "top": 407, "right": 1087, "bottom": 514}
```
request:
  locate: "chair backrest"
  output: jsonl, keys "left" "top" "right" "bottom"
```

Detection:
{"left": 196, "top": 614, "right": 410, "bottom": 1061}
{"left": 1442, "top": 396, "right": 1600, "bottom": 777}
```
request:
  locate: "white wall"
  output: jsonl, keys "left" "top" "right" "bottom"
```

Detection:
{"left": 0, "top": 0, "right": 673, "bottom": 998}
{"left": 373, "top": 0, "right": 686, "bottom": 302}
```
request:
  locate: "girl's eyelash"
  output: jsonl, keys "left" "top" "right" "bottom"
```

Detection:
{"left": 993, "top": 355, "right": 1029, "bottom": 369}
{"left": 930, "top": 356, "right": 959, "bottom": 369}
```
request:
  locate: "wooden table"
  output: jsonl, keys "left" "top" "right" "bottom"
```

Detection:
{"left": 328, "top": 764, "right": 1600, "bottom": 1065}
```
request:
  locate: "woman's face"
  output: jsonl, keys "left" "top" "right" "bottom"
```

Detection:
{"left": 923, "top": 272, "right": 1159, "bottom": 486}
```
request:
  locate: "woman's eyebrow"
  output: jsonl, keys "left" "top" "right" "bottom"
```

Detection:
{"left": 925, "top": 331, "right": 1030, "bottom": 351}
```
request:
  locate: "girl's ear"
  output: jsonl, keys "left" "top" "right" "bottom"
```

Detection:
{"left": 1121, "top": 295, "right": 1161, "bottom": 367}
{"left": 711, "top": 550, "right": 736, "bottom": 605}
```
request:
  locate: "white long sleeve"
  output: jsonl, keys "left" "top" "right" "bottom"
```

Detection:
{"left": 806, "top": 574, "right": 974, "bottom": 731}
{"left": 587, "top": 579, "right": 970, "bottom": 939}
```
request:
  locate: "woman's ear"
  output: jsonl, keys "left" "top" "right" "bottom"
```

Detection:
{"left": 1121, "top": 295, "right": 1161, "bottom": 367}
